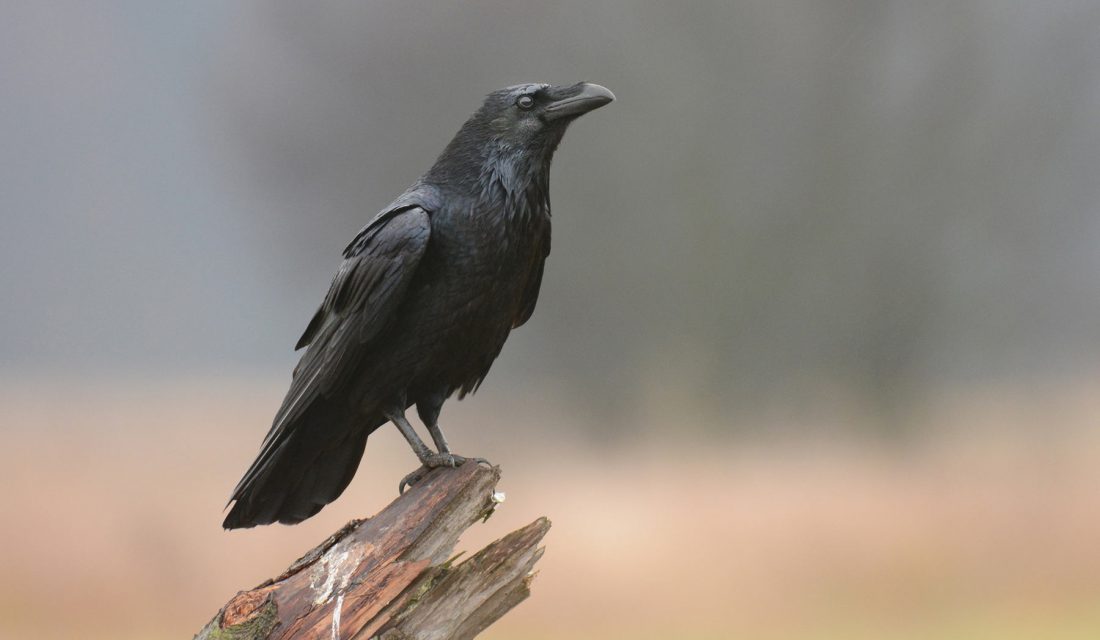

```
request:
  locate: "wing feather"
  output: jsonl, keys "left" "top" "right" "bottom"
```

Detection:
{"left": 285, "top": 206, "right": 430, "bottom": 414}
{"left": 513, "top": 226, "right": 551, "bottom": 328}
{"left": 229, "top": 206, "right": 431, "bottom": 502}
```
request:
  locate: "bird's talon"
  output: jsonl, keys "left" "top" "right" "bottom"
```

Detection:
{"left": 398, "top": 466, "right": 430, "bottom": 494}
{"left": 422, "top": 453, "right": 466, "bottom": 468}
{"left": 399, "top": 453, "right": 493, "bottom": 494}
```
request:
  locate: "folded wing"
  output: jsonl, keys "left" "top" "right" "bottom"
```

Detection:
{"left": 224, "top": 206, "right": 431, "bottom": 525}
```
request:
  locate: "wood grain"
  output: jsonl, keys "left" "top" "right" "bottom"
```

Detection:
{"left": 195, "top": 465, "right": 548, "bottom": 640}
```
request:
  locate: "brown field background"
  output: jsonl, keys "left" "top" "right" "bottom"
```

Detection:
{"left": 2, "top": 374, "right": 1099, "bottom": 640}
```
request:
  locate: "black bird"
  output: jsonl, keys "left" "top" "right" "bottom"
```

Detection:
{"left": 223, "top": 82, "right": 614, "bottom": 529}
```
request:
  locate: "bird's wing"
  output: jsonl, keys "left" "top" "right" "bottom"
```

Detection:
{"left": 288, "top": 204, "right": 430, "bottom": 391}
{"left": 231, "top": 206, "right": 430, "bottom": 499}
{"left": 512, "top": 224, "right": 551, "bottom": 328}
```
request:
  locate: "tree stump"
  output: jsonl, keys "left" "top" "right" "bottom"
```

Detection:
{"left": 195, "top": 464, "right": 549, "bottom": 640}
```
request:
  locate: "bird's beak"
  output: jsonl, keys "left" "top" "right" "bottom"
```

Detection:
{"left": 543, "top": 83, "right": 616, "bottom": 121}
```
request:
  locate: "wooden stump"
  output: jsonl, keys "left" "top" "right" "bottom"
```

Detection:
{"left": 195, "top": 464, "right": 549, "bottom": 640}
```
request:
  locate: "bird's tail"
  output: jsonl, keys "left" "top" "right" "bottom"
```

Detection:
{"left": 222, "top": 401, "right": 381, "bottom": 529}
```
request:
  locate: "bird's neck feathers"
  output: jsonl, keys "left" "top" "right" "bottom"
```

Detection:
{"left": 425, "top": 120, "right": 562, "bottom": 220}
{"left": 477, "top": 144, "right": 554, "bottom": 220}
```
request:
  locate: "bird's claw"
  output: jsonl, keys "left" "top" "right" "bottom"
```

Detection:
{"left": 426, "top": 453, "right": 466, "bottom": 468}
{"left": 398, "top": 454, "right": 494, "bottom": 494}
{"left": 398, "top": 466, "right": 429, "bottom": 494}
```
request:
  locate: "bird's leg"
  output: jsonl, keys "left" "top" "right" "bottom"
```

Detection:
{"left": 416, "top": 390, "right": 452, "bottom": 455}
{"left": 373, "top": 393, "right": 487, "bottom": 494}
{"left": 383, "top": 405, "right": 435, "bottom": 463}
{"left": 383, "top": 405, "right": 439, "bottom": 493}
{"left": 384, "top": 402, "right": 480, "bottom": 493}
{"left": 417, "top": 392, "right": 491, "bottom": 470}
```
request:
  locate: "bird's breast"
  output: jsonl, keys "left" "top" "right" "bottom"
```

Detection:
{"left": 380, "top": 205, "right": 544, "bottom": 389}
{"left": 411, "top": 204, "right": 527, "bottom": 292}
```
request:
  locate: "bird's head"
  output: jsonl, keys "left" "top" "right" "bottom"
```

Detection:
{"left": 428, "top": 82, "right": 615, "bottom": 186}
{"left": 478, "top": 82, "right": 616, "bottom": 148}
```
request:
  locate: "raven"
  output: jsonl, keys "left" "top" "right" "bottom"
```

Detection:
{"left": 223, "top": 82, "right": 614, "bottom": 529}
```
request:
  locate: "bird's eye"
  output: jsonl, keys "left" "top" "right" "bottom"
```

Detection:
{"left": 516, "top": 95, "right": 535, "bottom": 110}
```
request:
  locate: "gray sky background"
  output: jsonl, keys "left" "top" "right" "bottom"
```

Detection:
{"left": 3, "top": 1, "right": 1099, "bottom": 420}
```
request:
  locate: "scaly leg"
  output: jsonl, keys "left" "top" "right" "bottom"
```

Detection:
{"left": 383, "top": 404, "right": 435, "bottom": 463}
{"left": 375, "top": 392, "right": 487, "bottom": 494}
{"left": 384, "top": 400, "right": 484, "bottom": 493}
{"left": 417, "top": 390, "right": 490, "bottom": 469}
{"left": 416, "top": 389, "right": 452, "bottom": 454}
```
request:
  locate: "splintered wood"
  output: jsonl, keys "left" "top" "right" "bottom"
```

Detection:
{"left": 195, "top": 465, "right": 549, "bottom": 640}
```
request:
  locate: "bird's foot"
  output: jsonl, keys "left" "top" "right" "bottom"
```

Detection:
{"left": 398, "top": 454, "right": 493, "bottom": 494}
{"left": 424, "top": 452, "right": 492, "bottom": 468}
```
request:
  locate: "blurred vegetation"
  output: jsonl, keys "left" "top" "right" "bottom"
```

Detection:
{"left": 3, "top": 1, "right": 1099, "bottom": 428}
{"left": 211, "top": 1, "right": 1100, "bottom": 425}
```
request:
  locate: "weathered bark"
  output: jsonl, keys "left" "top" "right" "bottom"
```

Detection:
{"left": 196, "top": 464, "right": 549, "bottom": 640}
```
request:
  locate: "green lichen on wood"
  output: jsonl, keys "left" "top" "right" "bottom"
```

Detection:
{"left": 193, "top": 599, "right": 279, "bottom": 640}
{"left": 373, "top": 563, "right": 450, "bottom": 636}
{"left": 403, "top": 565, "right": 449, "bottom": 610}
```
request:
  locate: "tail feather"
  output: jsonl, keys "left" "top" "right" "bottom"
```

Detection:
{"left": 223, "top": 401, "right": 377, "bottom": 529}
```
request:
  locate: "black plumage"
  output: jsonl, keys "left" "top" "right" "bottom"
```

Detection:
{"left": 223, "top": 82, "right": 614, "bottom": 529}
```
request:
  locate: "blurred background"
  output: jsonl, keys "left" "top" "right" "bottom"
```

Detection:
{"left": 3, "top": 1, "right": 1100, "bottom": 638}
